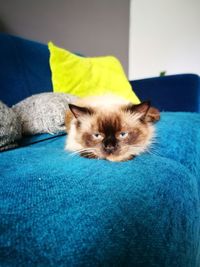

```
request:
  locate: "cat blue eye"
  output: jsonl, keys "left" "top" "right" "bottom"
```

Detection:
{"left": 92, "top": 133, "right": 102, "bottom": 139}
{"left": 119, "top": 132, "right": 128, "bottom": 138}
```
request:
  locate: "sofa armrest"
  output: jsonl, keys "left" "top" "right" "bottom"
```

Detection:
{"left": 130, "top": 74, "right": 200, "bottom": 112}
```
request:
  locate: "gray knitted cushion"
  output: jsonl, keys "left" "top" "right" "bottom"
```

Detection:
{"left": 12, "top": 93, "right": 78, "bottom": 135}
{"left": 0, "top": 101, "right": 22, "bottom": 151}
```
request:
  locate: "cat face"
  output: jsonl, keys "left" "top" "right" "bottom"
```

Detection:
{"left": 65, "top": 96, "right": 160, "bottom": 162}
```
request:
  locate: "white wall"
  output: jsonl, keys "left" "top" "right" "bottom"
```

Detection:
{"left": 0, "top": 0, "right": 130, "bottom": 73}
{"left": 129, "top": 0, "right": 200, "bottom": 80}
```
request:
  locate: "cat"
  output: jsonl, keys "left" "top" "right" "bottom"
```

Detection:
{"left": 65, "top": 94, "right": 160, "bottom": 162}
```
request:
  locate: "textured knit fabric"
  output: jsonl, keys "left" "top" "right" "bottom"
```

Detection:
{"left": 0, "top": 101, "right": 21, "bottom": 151}
{"left": 12, "top": 93, "right": 78, "bottom": 135}
{"left": 0, "top": 112, "right": 200, "bottom": 267}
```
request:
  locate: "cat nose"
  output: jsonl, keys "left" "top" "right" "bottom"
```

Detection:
{"left": 103, "top": 144, "right": 115, "bottom": 153}
{"left": 102, "top": 138, "right": 117, "bottom": 153}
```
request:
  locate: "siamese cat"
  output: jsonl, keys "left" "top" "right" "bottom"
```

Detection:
{"left": 65, "top": 95, "right": 160, "bottom": 162}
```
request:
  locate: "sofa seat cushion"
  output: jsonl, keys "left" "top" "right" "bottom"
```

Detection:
{"left": 0, "top": 112, "right": 200, "bottom": 267}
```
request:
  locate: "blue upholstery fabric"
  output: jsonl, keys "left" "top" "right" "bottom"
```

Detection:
{"left": 0, "top": 112, "right": 200, "bottom": 267}
{"left": 131, "top": 74, "right": 200, "bottom": 112}
{"left": 0, "top": 33, "right": 53, "bottom": 107}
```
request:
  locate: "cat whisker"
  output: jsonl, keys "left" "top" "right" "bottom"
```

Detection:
{"left": 150, "top": 136, "right": 160, "bottom": 145}
{"left": 73, "top": 147, "right": 96, "bottom": 153}
{"left": 145, "top": 146, "right": 162, "bottom": 157}
{"left": 124, "top": 144, "right": 146, "bottom": 149}
{"left": 150, "top": 140, "right": 159, "bottom": 146}
{"left": 122, "top": 142, "right": 162, "bottom": 158}
{"left": 146, "top": 150, "right": 162, "bottom": 157}
{"left": 68, "top": 147, "right": 97, "bottom": 158}
{"left": 68, "top": 150, "right": 89, "bottom": 157}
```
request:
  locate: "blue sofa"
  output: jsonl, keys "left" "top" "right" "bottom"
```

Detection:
{"left": 0, "top": 34, "right": 200, "bottom": 267}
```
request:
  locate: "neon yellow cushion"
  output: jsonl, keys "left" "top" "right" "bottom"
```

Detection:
{"left": 48, "top": 42, "right": 140, "bottom": 104}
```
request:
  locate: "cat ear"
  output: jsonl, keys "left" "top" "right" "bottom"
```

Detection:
{"left": 145, "top": 106, "right": 160, "bottom": 123}
{"left": 132, "top": 101, "right": 151, "bottom": 115}
{"left": 68, "top": 104, "right": 93, "bottom": 119}
{"left": 125, "top": 101, "right": 150, "bottom": 116}
{"left": 125, "top": 101, "right": 160, "bottom": 123}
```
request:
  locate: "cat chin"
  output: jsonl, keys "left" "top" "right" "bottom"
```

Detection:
{"left": 78, "top": 152, "right": 135, "bottom": 162}
{"left": 104, "top": 154, "right": 135, "bottom": 162}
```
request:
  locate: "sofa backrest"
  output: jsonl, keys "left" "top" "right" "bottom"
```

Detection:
{"left": 131, "top": 74, "right": 200, "bottom": 112}
{"left": 0, "top": 33, "right": 53, "bottom": 107}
